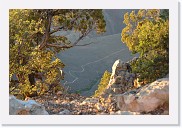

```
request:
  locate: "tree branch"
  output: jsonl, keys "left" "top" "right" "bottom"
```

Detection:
{"left": 47, "top": 28, "right": 93, "bottom": 49}
{"left": 75, "top": 41, "right": 96, "bottom": 46}
{"left": 39, "top": 11, "right": 53, "bottom": 50}
{"left": 49, "top": 10, "right": 85, "bottom": 35}
{"left": 39, "top": 10, "right": 95, "bottom": 50}
{"left": 49, "top": 26, "right": 64, "bottom": 35}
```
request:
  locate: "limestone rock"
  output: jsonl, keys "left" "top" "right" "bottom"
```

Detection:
{"left": 116, "top": 111, "right": 140, "bottom": 115}
{"left": 81, "top": 98, "right": 99, "bottom": 105}
{"left": 109, "top": 59, "right": 124, "bottom": 85}
{"left": 59, "top": 109, "right": 71, "bottom": 115}
{"left": 9, "top": 95, "right": 49, "bottom": 115}
{"left": 102, "top": 59, "right": 136, "bottom": 98}
{"left": 57, "top": 91, "right": 63, "bottom": 96}
{"left": 116, "top": 78, "right": 169, "bottom": 113}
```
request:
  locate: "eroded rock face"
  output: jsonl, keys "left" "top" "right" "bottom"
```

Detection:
{"left": 9, "top": 95, "right": 49, "bottom": 115}
{"left": 102, "top": 59, "right": 136, "bottom": 97}
{"left": 116, "top": 78, "right": 169, "bottom": 113}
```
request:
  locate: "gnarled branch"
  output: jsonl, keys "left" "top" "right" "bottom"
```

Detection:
{"left": 49, "top": 10, "right": 85, "bottom": 35}
{"left": 47, "top": 28, "right": 93, "bottom": 49}
{"left": 39, "top": 11, "right": 53, "bottom": 50}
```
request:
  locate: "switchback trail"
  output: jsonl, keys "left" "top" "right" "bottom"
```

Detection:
{"left": 64, "top": 48, "right": 126, "bottom": 85}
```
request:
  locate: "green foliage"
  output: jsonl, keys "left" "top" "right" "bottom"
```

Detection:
{"left": 94, "top": 70, "right": 111, "bottom": 97}
{"left": 9, "top": 9, "right": 106, "bottom": 99}
{"left": 121, "top": 9, "right": 169, "bottom": 83}
{"left": 160, "top": 9, "right": 169, "bottom": 20}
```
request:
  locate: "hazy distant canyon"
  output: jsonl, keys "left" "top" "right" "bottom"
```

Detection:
{"left": 57, "top": 9, "right": 138, "bottom": 96}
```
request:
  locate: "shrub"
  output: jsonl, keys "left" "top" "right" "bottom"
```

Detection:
{"left": 94, "top": 70, "right": 111, "bottom": 97}
{"left": 121, "top": 9, "right": 169, "bottom": 83}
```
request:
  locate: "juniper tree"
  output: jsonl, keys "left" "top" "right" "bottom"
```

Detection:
{"left": 121, "top": 9, "right": 169, "bottom": 83}
{"left": 9, "top": 9, "right": 106, "bottom": 98}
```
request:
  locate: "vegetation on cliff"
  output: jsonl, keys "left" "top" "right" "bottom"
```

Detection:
{"left": 94, "top": 70, "right": 111, "bottom": 97}
{"left": 121, "top": 9, "right": 169, "bottom": 84}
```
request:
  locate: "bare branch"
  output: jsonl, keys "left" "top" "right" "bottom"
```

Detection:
{"left": 49, "top": 26, "right": 64, "bottom": 35}
{"left": 72, "top": 28, "right": 93, "bottom": 46}
{"left": 75, "top": 41, "right": 96, "bottom": 46}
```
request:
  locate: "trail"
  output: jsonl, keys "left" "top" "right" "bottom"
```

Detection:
{"left": 64, "top": 48, "right": 126, "bottom": 85}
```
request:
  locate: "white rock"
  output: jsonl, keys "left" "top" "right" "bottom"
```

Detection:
{"left": 116, "top": 111, "right": 140, "bottom": 115}
{"left": 109, "top": 59, "right": 123, "bottom": 85}
{"left": 110, "top": 111, "right": 140, "bottom": 115}
{"left": 9, "top": 95, "right": 49, "bottom": 115}
{"left": 116, "top": 78, "right": 169, "bottom": 113}
{"left": 57, "top": 91, "right": 62, "bottom": 95}
{"left": 81, "top": 98, "right": 99, "bottom": 105}
{"left": 123, "top": 94, "right": 135, "bottom": 104}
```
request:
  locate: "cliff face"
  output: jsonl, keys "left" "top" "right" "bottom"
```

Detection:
{"left": 101, "top": 59, "right": 137, "bottom": 98}
{"left": 100, "top": 59, "right": 169, "bottom": 114}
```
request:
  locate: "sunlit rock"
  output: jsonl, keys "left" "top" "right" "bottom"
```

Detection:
{"left": 9, "top": 95, "right": 49, "bottom": 115}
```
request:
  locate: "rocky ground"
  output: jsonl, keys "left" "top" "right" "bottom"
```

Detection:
{"left": 31, "top": 91, "right": 118, "bottom": 115}
{"left": 9, "top": 60, "right": 169, "bottom": 115}
{"left": 30, "top": 86, "right": 168, "bottom": 115}
{"left": 9, "top": 84, "right": 168, "bottom": 115}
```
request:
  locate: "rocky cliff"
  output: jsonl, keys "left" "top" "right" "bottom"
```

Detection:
{"left": 103, "top": 59, "right": 169, "bottom": 114}
{"left": 101, "top": 59, "right": 137, "bottom": 98}
{"left": 10, "top": 59, "right": 169, "bottom": 115}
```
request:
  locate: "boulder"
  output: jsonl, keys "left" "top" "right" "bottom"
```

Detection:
{"left": 116, "top": 78, "right": 169, "bottom": 113}
{"left": 9, "top": 95, "right": 49, "bottom": 115}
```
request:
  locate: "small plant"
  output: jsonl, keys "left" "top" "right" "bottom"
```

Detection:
{"left": 94, "top": 70, "right": 111, "bottom": 97}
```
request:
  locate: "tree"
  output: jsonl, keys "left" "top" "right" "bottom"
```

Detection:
{"left": 9, "top": 9, "right": 106, "bottom": 99}
{"left": 121, "top": 9, "right": 169, "bottom": 83}
{"left": 94, "top": 70, "right": 111, "bottom": 97}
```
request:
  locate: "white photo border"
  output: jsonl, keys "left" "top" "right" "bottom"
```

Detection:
{"left": 0, "top": 0, "right": 179, "bottom": 125}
